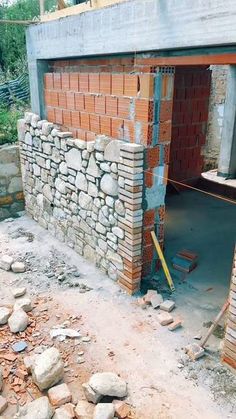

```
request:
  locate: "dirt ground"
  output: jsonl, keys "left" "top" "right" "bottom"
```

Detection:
{"left": 0, "top": 213, "right": 236, "bottom": 419}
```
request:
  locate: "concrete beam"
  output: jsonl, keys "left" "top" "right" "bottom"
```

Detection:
{"left": 218, "top": 66, "right": 236, "bottom": 178}
{"left": 26, "top": 0, "right": 236, "bottom": 61}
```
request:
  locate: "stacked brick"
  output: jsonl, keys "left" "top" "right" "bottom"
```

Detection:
{"left": 18, "top": 112, "right": 144, "bottom": 292}
{"left": 222, "top": 247, "right": 236, "bottom": 371}
{"left": 117, "top": 143, "right": 144, "bottom": 294}
{"left": 170, "top": 66, "right": 211, "bottom": 183}
{"left": 44, "top": 62, "right": 156, "bottom": 145}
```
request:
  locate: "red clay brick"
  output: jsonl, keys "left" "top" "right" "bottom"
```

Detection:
{"left": 55, "top": 108, "right": 63, "bottom": 125}
{"left": 112, "top": 74, "right": 124, "bottom": 96}
{"left": 160, "top": 100, "right": 173, "bottom": 122}
{"left": 144, "top": 209, "right": 155, "bottom": 227}
{"left": 79, "top": 73, "right": 89, "bottom": 92}
{"left": 100, "top": 73, "right": 111, "bottom": 94}
{"left": 63, "top": 110, "right": 71, "bottom": 127}
{"left": 44, "top": 73, "right": 53, "bottom": 90}
{"left": 95, "top": 95, "right": 106, "bottom": 114}
{"left": 53, "top": 73, "right": 62, "bottom": 90}
{"left": 90, "top": 114, "right": 100, "bottom": 134}
{"left": 146, "top": 147, "right": 160, "bottom": 168}
{"left": 77, "top": 128, "right": 86, "bottom": 141}
{"left": 69, "top": 73, "right": 79, "bottom": 91}
{"left": 86, "top": 131, "right": 96, "bottom": 141}
{"left": 50, "top": 91, "right": 59, "bottom": 107}
{"left": 44, "top": 90, "right": 52, "bottom": 106}
{"left": 84, "top": 94, "right": 95, "bottom": 113}
{"left": 124, "top": 120, "right": 135, "bottom": 142}
{"left": 100, "top": 116, "right": 111, "bottom": 136}
{"left": 58, "top": 92, "right": 67, "bottom": 108}
{"left": 139, "top": 74, "right": 154, "bottom": 98}
{"left": 159, "top": 121, "right": 171, "bottom": 142}
{"left": 135, "top": 99, "right": 153, "bottom": 122}
{"left": 124, "top": 74, "right": 138, "bottom": 97}
{"left": 89, "top": 73, "right": 100, "bottom": 93}
{"left": 118, "top": 97, "right": 130, "bottom": 119}
{"left": 141, "top": 123, "right": 153, "bottom": 146}
{"left": 80, "top": 112, "right": 90, "bottom": 131}
{"left": 71, "top": 111, "right": 80, "bottom": 128}
{"left": 106, "top": 96, "right": 118, "bottom": 117}
{"left": 145, "top": 170, "right": 153, "bottom": 188}
{"left": 47, "top": 107, "right": 55, "bottom": 122}
{"left": 66, "top": 92, "right": 75, "bottom": 110}
{"left": 61, "top": 73, "right": 70, "bottom": 90}
{"left": 111, "top": 118, "right": 124, "bottom": 139}
{"left": 75, "top": 93, "right": 85, "bottom": 111}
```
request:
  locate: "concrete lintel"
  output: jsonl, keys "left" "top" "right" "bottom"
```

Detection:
{"left": 28, "top": 60, "right": 48, "bottom": 118}
{"left": 218, "top": 65, "right": 236, "bottom": 178}
{"left": 26, "top": 0, "right": 236, "bottom": 61}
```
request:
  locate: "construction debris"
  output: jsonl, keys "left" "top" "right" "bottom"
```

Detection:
{"left": 94, "top": 402, "right": 115, "bottom": 419}
{"left": 185, "top": 343, "right": 205, "bottom": 361}
{"left": 168, "top": 319, "right": 182, "bottom": 331}
{"left": 48, "top": 383, "right": 72, "bottom": 408}
{"left": 84, "top": 372, "right": 127, "bottom": 403}
{"left": 172, "top": 249, "right": 198, "bottom": 273}
{"left": 157, "top": 312, "right": 174, "bottom": 326}
{"left": 0, "top": 395, "right": 8, "bottom": 414}
{"left": 31, "top": 347, "right": 64, "bottom": 390}
{"left": 12, "top": 287, "right": 27, "bottom": 298}
{"left": 12, "top": 340, "right": 28, "bottom": 353}
{"left": 113, "top": 400, "right": 131, "bottom": 418}
{"left": 0, "top": 254, "right": 14, "bottom": 271}
{"left": 15, "top": 396, "right": 53, "bottom": 419}
{"left": 160, "top": 300, "right": 175, "bottom": 312}
{"left": 11, "top": 261, "right": 26, "bottom": 273}
{"left": 8, "top": 308, "right": 29, "bottom": 333}
{"left": 0, "top": 307, "right": 11, "bottom": 325}
{"left": 14, "top": 298, "right": 32, "bottom": 313}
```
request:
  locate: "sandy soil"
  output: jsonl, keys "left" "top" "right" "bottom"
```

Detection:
{"left": 0, "top": 213, "right": 235, "bottom": 419}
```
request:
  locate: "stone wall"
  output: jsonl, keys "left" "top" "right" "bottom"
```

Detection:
{"left": 222, "top": 246, "right": 236, "bottom": 371}
{"left": 203, "top": 65, "right": 228, "bottom": 170}
{"left": 18, "top": 112, "right": 144, "bottom": 294}
{"left": 0, "top": 144, "right": 24, "bottom": 220}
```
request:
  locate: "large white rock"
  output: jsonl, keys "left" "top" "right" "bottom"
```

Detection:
{"left": 55, "top": 178, "right": 66, "bottom": 195}
{"left": 25, "top": 132, "right": 32, "bottom": 146}
{"left": 43, "top": 184, "right": 53, "bottom": 202}
{"left": 114, "top": 200, "right": 125, "bottom": 216}
{"left": 87, "top": 154, "right": 101, "bottom": 178}
{"left": 0, "top": 307, "right": 11, "bottom": 325}
{"left": 11, "top": 262, "right": 26, "bottom": 273}
{"left": 65, "top": 149, "right": 82, "bottom": 171}
{"left": 0, "top": 255, "right": 14, "bottom": 271}
{"left": 59, "top": 162, "right": 68, "bottom": 175}
{"left": 8, "top": 308, "right": 29, "bottom": 333}
{"left": 14, "top": 298, "right": 32, "bottom": 312}
{"left": 78, "top": 191, "right": 93, "bottom": 210}
{"left": 112, "top": 227, "right": 124, "bottom": 239}
{"left": 100, "top": 174, "right": 118, "bottom": 196}
{"left": 53, "top": 403, "right": 75, "bottom": 419}
{"left": 104, "top": 140, "right": 123, "bottom": 163}
{"left": 88, "top": 372, "right": 127, "bottom": 398}
{"left": 31, "top": 348, "right": 64, "bottom": 391}
{"left": 12, "top": 287, "right": 26, "bottom": 298}
{"left": 93, "top": 403, "right": 115, "bottom": 419}
{"left": 94, "top": 135, "right": 111, "bottom": 152}
{"left": 74, "top": 400, "right": 94, "bottom": 418}
{"left": 75, "top": 172, "right": 88, "bottom": 192}
{"left": 17, "top": 396, "right": 53, "bottom": 419}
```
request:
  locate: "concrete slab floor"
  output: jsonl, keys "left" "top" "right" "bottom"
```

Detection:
{"left": 164, "top": 190, "right": 236, "bottom": 343}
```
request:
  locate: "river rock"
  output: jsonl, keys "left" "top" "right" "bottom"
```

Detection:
{"left": 93, "top": 403, "right": 115, "bottom": 419}
{"left": 0, "top": 307, "right": 11, "bottom": 325}
{"left": 11, "top": 262, "right": 26, "bottom": 273}
{"left": 14, "top": 298, "right": 32, "bottom": 312}
{"left": 8, "top": 309, "right": 29, "bottom": 333}
{"left": 17, "top": 396, "right": 53, "bottom": 419}
{"left": 100, "top": 174, "right": 118, "bottom": 196}
{"left": 31, "top": 348, "right": 64, "bottom": 391}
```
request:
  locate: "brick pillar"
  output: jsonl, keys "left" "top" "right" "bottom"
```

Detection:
{"left": 222, "top": 246, "right": 236, "bottom": 371}
{"left": 142, "top": 67, "right": 175, "bottom": 279}
{"left": 117, "top": 143, "right": 144, "bottom": 294}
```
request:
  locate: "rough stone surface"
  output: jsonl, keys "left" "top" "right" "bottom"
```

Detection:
{"left": 160, "top": 300, "right": 175, "bottom": 312}
{"left": 93, "top": 403, "right": 115, "bottom": 419}
{"left": 8, "top": 308, "right": 29, "bottom": 333}
{"left": 31, "top": 348, "right": 64, "bottom": 391}
{"left": 88, "top": 372, "right": 127, "bottom": 399}
{"left": 100, "top": 174, "right": 118, "bottom": 196}
{"left": 0, "top": 255, "right": 14, "bottom": 271}
{"left": 0, "top": 307, "right": 11, "bottom": 325}
{"left": 17, "top": 396, "right": 53, "bottom": 419}
{"left": 48, "top": 383, "right": 72, "bottom": 407}
{"left": 65, "top": 149, "right": 82, "bottom": 171}
{"left": 104, "top": 140, "right": 122, "bottom": 162}
{"left": 53, "top": 403, "right": 75, "bottom": 419}
{"left": 150, "top": 293, "right": 163, "bottom": 309}
{"left": 82, "top": 383, "right": 102, "bottom": 404}
{"left": 11, "top": 261, "right": 26, "bottom": 273}
{"left": 14, "top": 298, "right": 32, "bottom": 312}
{"left": 12, "top": 287, "right": 26, "bottom": 298}
{"left": 157, "top": 312, "right": 174, "bottom": 326}
{"left": 74, "top": 400, "right": 94, "bottom": 418}
{"left": 113, "top": 400, "right": 131, "bottom": 419}
{"left": 0, "top": 396, "right": 7, "bottom": 415}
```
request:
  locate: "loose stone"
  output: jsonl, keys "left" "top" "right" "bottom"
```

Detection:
{"left": 0, "top": 255, "right": 14, "bottom": 271}
{"left": 31, "top": 347, "right": 64, "bottom": 390}
{"left": 8, "top": 309, "right": 29, "bottom": 333}
{"left": 48, "top": 383, "right": 72, "bottom": 407}
{"left": 93, "top": 403, "right": 115, "bottom": 419}
{"left": 11, "top": 261, "right": 26, "bottom": 273}
{"left": 0, "top": 307, "right": 11, "bottom": 325}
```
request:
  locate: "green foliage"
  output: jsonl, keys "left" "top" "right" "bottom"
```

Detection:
{"left": 0, "top": 0, "right": 56, "bottom": 77}
{"left": 0, "top": 103, "right": 27, "bottom": 144}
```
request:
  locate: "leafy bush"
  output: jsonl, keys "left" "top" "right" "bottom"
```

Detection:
{"left": 0, "top": 104, "right": 27, "bottom": 144}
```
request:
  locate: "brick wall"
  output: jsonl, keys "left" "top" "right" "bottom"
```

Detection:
{"left": 170, "top": 66, "right": 211, "bottom": 183}
{"left": 43, "top": 57, "right": 174, "bottom": 283}
{"left": 222, "top": 246, "right": 236, "bottom": 371}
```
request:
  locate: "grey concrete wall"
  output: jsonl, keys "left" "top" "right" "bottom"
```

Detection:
{"left": 218, "top": 65, "right": 236, "bottom": 177}
{"left": 0, "top": 144, "right": 24, "bottom": 220}
{"left": 204, "top": 66, "right": 228, "bottom": 170}
{"left": 26, "top": 0, "right": 236, "bottom": 116}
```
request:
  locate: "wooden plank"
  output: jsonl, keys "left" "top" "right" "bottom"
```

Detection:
{"left": 41, "top": 0, "right": 127, "bottom": 22}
